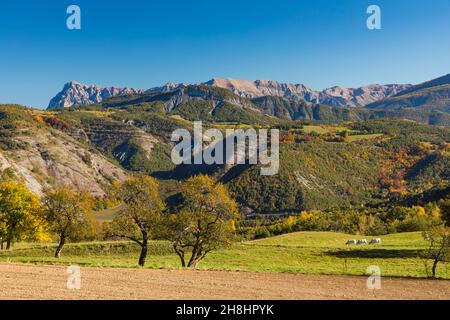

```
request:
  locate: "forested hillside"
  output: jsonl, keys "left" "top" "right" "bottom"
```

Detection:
{"left": 1, "top": 102, "right": 448, "bottom": 216}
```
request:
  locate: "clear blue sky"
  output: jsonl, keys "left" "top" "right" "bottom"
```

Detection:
{"left": 1, "top": 0, "right": 449, "bottom": 108}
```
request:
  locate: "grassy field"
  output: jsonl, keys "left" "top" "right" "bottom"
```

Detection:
{"left": 93, "top": 205, "right": 123, "bottom": 222}
{"left": 1, "top": 231, "right": 448, "bottom": 279}
{"left": 347, "top": 133, "right": 385, "bottom": 142}
{"left": 301, "top": 125, "right": 385, "bottom": 142}
{"left": 301, "top": 125, "right": 336, "bottom": 134}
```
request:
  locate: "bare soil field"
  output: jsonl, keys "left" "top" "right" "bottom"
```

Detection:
{"left": 0, "top": 263, "right": 448, "bottom": 300}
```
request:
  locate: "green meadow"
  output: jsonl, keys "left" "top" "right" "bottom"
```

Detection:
{"left": 1, "top": 231, "right": 448, "bottom": 279}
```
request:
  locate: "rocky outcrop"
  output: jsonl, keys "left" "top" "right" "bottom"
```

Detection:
{"left": 205, "top": 78, "right": 316, "bottom": 100}
{"left": 0, "top": 127, "right": 127, "bottom": 196}
{"left": 48, "top": 81, "right": 145, "bottom": 109}
{"left": 146, "top": 82, "right": 184, "bottom": 94}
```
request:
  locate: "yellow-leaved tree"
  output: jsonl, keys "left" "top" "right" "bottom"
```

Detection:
{"left": 43, "top": 188, "right": 96, "bottom": 258}
{"left": 167, "top": 174, "right": 239, "bottom": 268}
{"left": 0, "top": 180, "right": 49, "bottom": 250}
{"left": 110, "top": 176, "right": 164, "bottom": 266}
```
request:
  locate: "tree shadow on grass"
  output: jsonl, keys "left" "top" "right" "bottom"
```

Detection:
{"left": 326, "top": 248, "right": 424, "bottom": 259}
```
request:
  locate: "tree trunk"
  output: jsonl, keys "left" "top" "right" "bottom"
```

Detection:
{"left": 174, "top": 247, "right": 186, "bottom": 268}
{"left": 138, "top": 234, "right": 148, "bottom": 267}
{"left": 180, "top": 256, "right": 186, "bottom": 268}
{"left": 55, "top": 234, "right": 66, "bottom": 258}
{"left": 187, "top": 247, "right": 200, "bottom": 268}
{"left": 0, "top": 237, "right": 3, "bottom": 250}
{"left": 432, "top": 259, "right": 439, "bottom": 278}
{"left": 188, "top": 258, "right": 199, "bottom": 268}
{"left": 6, "top": 237, "right": 11, "bottom": 250}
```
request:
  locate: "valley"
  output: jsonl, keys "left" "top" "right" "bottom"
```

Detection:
{"left": 0, "top": 73, "right": 449, "bottom": 288}
{"left": 1, "top": 0, "right": 449, "bottom": 303}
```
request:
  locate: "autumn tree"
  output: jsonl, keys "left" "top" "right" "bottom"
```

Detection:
{"left": 0, "top": 180, "right": 48, "bottom": 250}
{"left": 422, "top": 227, "right": 450, "bottom": 278}
{"left": 43, "top": 188, "right": 95, "bottom": 258}
{"left": 440, "top": 199, "right": 450, "bottom": 226}
{"left": 341, "top": 130, "right": 349, "bottom": 142}
{"left": 167, "top": 175, "right": 239, "bottom": 268}
{"left": 110, "top": 176, "right": 164, "bottom": 266}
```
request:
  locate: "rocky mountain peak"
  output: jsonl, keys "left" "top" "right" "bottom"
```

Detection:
{"left": 48, "top": 81, "right": 145, "bottom": 109}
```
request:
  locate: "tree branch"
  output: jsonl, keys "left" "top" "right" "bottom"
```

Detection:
{"left": 111, "top": 234, "right": 143, "bottom": 247}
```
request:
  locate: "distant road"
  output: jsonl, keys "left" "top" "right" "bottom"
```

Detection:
{"left": 1, "top": 263, "right": 449, "bottom": 300}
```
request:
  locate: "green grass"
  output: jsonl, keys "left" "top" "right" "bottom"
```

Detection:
{"left": 347, "top": 133, "right": 385, "bottom": 142}
{"left": 1, "top": 232, "right": 448, "bottom": 279}
{"left": 93, "top": 205, "right": 123, "bottom": 222}
{"left": 301, "top": 125, "right": 332, "bottom": 134}
{"left": 301, "top": 125, "right": 354, "bottom": 134}
{"left": 300, "top": 125, "right": 384, "bottom": 142}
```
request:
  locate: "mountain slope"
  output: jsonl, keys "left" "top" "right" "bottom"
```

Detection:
{"left": 2, "top": 104, "right": 449, "bottom": 213}
{"left": 0, "top": 105, "right": 127, "bottom": 195}
{"left": 102, "top": 84, "right": 269, "bottom": 124}
{"left": 366, "top": 74, "right": 450, "bottom": 125}
{"left": 391, "top": 74, "right": 450, "bottom": 96}
{"left": 251, "top": 96, "right": 372, "bottom": 121}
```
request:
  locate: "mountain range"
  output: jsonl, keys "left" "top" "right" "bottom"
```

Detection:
{"left": 48, "top": 78, "right": 411, "bottom": 109}
{"left": 205, "top": 78, "right": 411, "bottom": 107}
{"left": 47, "top": 74, "right": 450, "bottom": 126}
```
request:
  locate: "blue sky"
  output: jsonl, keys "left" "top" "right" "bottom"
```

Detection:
{"left": 0, "top": 0, "right": 449, "bottom": 108}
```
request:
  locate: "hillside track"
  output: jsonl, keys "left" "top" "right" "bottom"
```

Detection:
{"left": 0, "top": 263, "right": 448, "bottom": 300}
